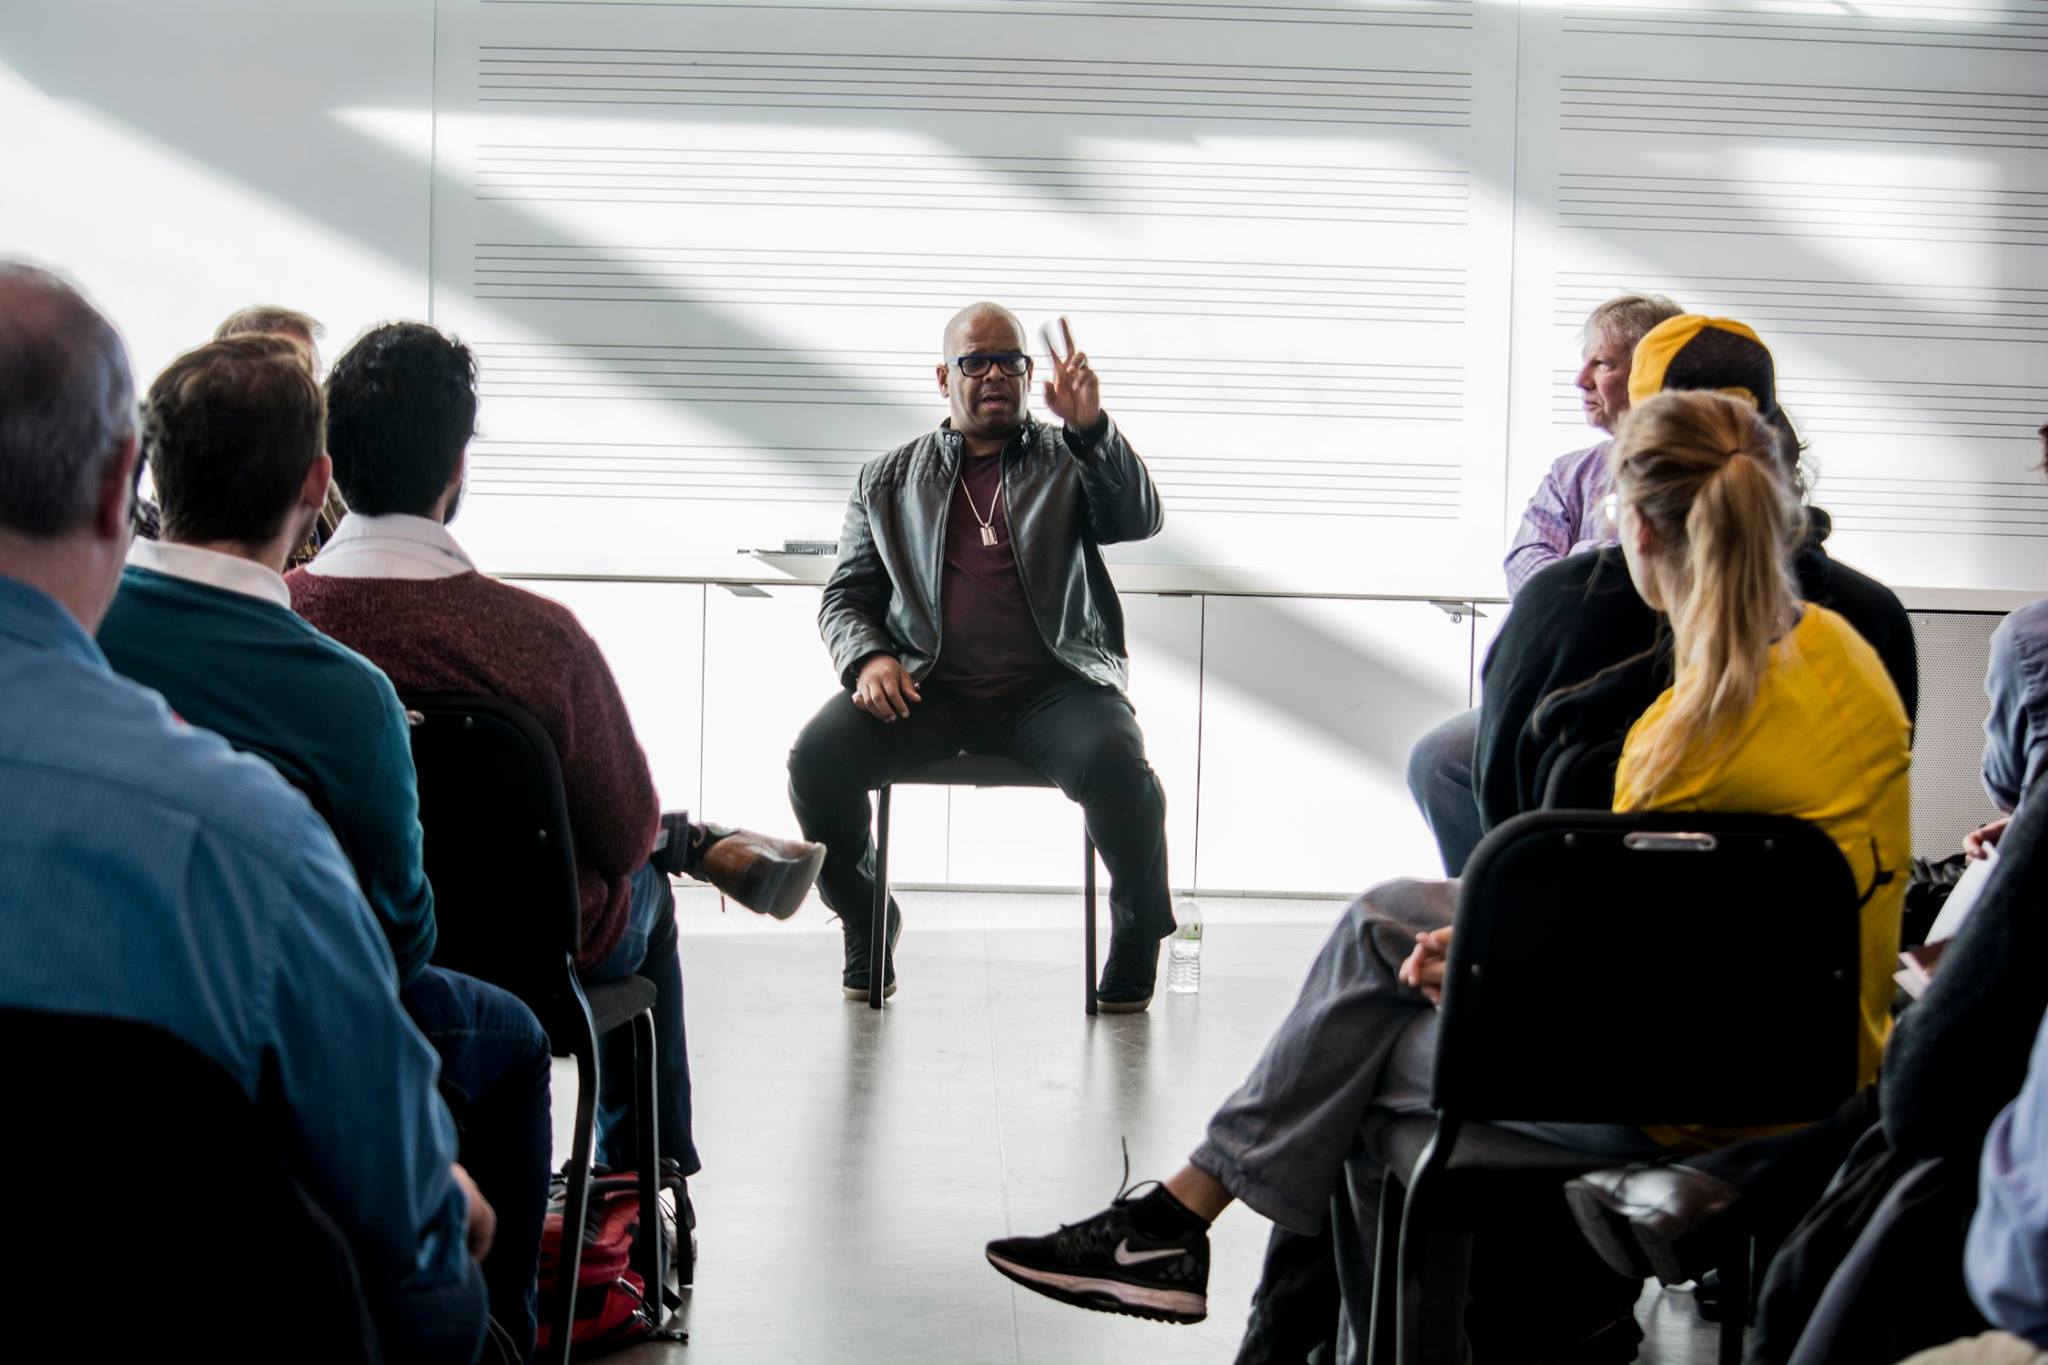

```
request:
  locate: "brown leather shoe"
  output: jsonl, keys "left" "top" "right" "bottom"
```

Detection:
{"left": 1565, "top": 1162, "right": 1740, "bottom": 1287}
{"left": 696, "top": 827, "right": 826, "bottom": 921}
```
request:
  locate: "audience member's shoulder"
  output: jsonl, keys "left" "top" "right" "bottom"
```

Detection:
{"left": 24, "top": 661, "right": 345, "bottom": 867}
{"left": 1995, "top": 597, "right": 2048, "bottom": 657}
{"left": 458, "top": 573, "right": 603, "bottom": 654}
{"left": 1515, "top": 546, "right": 1639, "bottom": 616}
{"left": 1801, "top": 545, "right": 1907, "bottom": 626}
{"left": 1801, "top": 603, "right": 1903, "bottom": 701}
{"left": 294, "top": 616, "right": 411, "bottom": 717}
{"left": 1549, "top": 437, "right": 1611, "bottom": 473}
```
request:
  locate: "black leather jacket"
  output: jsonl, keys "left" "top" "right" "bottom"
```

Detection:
{"left": 819, "top": 414, "right": 1164, "bottom": 692}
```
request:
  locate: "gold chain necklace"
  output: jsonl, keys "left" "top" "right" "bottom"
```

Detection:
{"left": 958, "top": 468, "right": 1001, "bottom": 547}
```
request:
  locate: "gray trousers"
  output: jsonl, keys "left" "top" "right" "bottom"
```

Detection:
{"left": 1191, "top": 879, "right": 1662, "bottom": 1362}
{"left": 1406, "top": 708, "right": 1485, "bottom": 877}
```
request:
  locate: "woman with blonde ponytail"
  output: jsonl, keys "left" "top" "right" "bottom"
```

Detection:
{"left": 1611, "top": 390, "right": 1912, "bottom": 1108}
{"left": 1608, "top": 392, "right": 1804, "bottom": 803}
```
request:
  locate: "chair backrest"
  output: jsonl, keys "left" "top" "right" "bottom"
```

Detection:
{"left": 0, "top": 1007, "right": 380, "bottom": 1362}
{"left": 402, "top": 692, "right": 584, "bottom": 1019}
{"left": 1434, "top": 810, "right": 1863, "bottom": 1126}
{"left": 1539, "top": 737, "right": 1625, "bottom": 812}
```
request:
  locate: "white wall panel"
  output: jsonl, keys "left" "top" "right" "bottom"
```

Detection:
{"left": 699, "top": 584, "right": 948, "bottom": 883}
{"left": 945, "top": 593, "right": 1202, "bottom": 891}
{"left": 520, "top": 580, "right": 707, "bottom": 817}
{"left": 1910, "top": 610, "right": 2004, "bottom": 857}
{"left": 429, "top": 0, "right": 1520, "bottom": 595}
{"left": 0, "top": 2, "right": 433, "bottom": 384}
{"left": 1196, "top": 597, "right": 1472, "bottom": 895}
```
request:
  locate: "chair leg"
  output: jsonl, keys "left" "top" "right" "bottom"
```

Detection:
{"left": 871, "top": 785, "right": 891, "bottom": 1011}
{"left": 630, "top": 1011, "right": 667, "bottom": 1318}
{"left": 1394, "top": 1126, "right": 1469, "bottom": 1365}
{"left": 1084, "top": 831, "right": 1098, "bottom": 1016}
{"left": 1367, "top": 1173, "right": 1405, "bottom": 1365}
{"left": 553, "top": 1028, "right": 601, "bottom": 1365}
{"left": 1716, "top": 1237, "right": 1752, "bottom": 1365}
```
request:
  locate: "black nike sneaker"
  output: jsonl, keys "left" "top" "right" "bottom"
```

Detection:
{"left": 985, "top": 1185, "right": 1209, "bottom": 1324}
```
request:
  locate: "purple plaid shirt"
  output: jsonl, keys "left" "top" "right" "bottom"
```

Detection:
{"left": 1503, "top": 439, "right": 1616, "bottom": 598}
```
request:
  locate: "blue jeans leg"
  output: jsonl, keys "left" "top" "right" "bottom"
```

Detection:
{"left": 1406, "top": 707, "right": 1485, "bottom": 877}
{"left": 401, "top": 965, "right": 552, "bottom": 1363}
{"left": 583, "top": 863, "right": 699, "bottom": 1175}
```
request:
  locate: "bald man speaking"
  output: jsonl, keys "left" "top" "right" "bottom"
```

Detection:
{"left": 788, "top": 303, "right": 1173, "bottom": 1010}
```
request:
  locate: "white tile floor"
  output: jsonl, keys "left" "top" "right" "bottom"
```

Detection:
{"left": 561, "top": 887, "right": 1719, "bottom": 1364}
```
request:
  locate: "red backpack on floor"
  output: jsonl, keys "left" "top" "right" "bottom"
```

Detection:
{"left": 536, "top": 1168, "right": 687, "bottom": 1354}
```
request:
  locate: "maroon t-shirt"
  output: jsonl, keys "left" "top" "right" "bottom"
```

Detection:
{"left": 932, "top": 453, "right": 1065, "bottom": 699}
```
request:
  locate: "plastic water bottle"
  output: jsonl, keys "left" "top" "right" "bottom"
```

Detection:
{"left": 1167, "top": 899, "right": 1203, "bottom": 994}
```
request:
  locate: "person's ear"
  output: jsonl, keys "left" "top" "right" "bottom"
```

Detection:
{"left": 936, "top": 362, "right": 950, "bottom": 397}
{"left": 94, "top": 433, "right": 140, "bottom": 543}
{"left": 1626, "top": 504, "right": 1657, "bottom": 560}
{"left": 302, "top": 452, "right": 332, "bottom": 512}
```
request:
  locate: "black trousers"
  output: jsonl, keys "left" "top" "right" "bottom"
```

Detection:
{"left": 787, "top": 674, "right": 1174, "bottom": 941}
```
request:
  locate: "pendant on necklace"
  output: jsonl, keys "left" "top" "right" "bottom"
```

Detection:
{"left": 980, "top": 525, "right": 998, "bottom": 548}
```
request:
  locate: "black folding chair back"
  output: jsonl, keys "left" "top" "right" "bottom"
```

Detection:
{"left": 0, "top": 1007, "right": 380, "bottom": 1363}
{"left": 403, "top": 692, "right": 667, "bottom": 1362}
{"left": 1438, "top": 811, "right": 1860, "bottom": 1123}
{"left": 1372, "top": 810, "right": 1864, "bottom": 1365}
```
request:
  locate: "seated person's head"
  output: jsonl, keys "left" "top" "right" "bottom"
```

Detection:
{"left": 143, "top": 336, "right": 328, "bottom": 559}
{"left": 0, "top": 261, "right": 139, "bottom": 621}
{"left": 214, "top": 305, "right": 325, "bottom": 372}
{"left": 1577, "top": 293, "right": 1683, "bottom": 434}
{"left": 323, "top": 323, "right": 476, "bottom": 524}
{"left": 1628, "top": 314, "right": 1805, "bottom": 489}
{"left": 1610, "top": 388, "right": 1800, "bottom": 788}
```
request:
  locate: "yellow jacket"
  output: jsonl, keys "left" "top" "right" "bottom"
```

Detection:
{"left": 1616, "top": 604, "right": 1912, "bottom": 1148}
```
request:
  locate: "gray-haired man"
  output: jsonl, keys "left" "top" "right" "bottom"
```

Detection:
{"left": 1406, "top": 292, "right": 1682, "bottom": 876}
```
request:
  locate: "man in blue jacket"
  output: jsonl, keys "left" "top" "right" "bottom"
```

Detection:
{"left": 0, "top": 260, "right": 491, "bottom": 1363}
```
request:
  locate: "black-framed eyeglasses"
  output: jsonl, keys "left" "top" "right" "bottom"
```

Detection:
{"left": 949, "top": 352, "right": 1032, "bottom": 379}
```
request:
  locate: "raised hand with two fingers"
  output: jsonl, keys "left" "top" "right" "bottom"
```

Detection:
{"left": 1039, "top": 317, "right": 1101, "bottom": 434}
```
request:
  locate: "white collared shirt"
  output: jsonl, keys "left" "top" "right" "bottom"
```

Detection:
{"left": 127, "top": 538, "right": 292, "bottom": 610}
{"left": 303, "top": 513, "right": 478, "bottom": 581}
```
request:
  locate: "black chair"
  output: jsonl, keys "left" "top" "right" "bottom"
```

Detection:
{"left": 403, "top": 692, "right": 668, "bottom": 1363}
{"left": 871, "top": 753, "right": 1100, "bottom": 1014}
{"left": 1368, "top": 810, "right": 1863, "bottom": 1365}
{"left": 0, "top": 1007, "right": 380, "bottom": 1363}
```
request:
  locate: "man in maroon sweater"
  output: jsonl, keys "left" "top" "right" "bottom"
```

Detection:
{"left": 791, "top": 304, "right": 1173, "bottom": 1009}
{"left": 290, "top": 322, "right": 824, "bottom": 1210}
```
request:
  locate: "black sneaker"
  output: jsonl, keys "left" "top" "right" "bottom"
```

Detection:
{"left": 1096, "top": 927, "right": 1166, "bottom": 1014}
{"left": 985, "top": 1188, "right": 1209, "bottom": 1324}
{"left": 840, "top": 901, "right": 902, "bottom": 1001}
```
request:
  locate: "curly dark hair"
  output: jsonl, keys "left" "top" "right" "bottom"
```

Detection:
{"left": 323, "top": 322, "right": 476, "bottom": 518}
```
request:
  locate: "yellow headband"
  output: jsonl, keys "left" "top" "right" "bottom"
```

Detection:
{"left": 1627, "top": 315, "right": 1770, "bottom": 406}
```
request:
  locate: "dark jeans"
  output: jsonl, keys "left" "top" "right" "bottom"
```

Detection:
{"left": 401, "top": 965, "right": 552, "bottom": 1363}
{"left": 373, "top": 1256, "right": 491, "bottom": 1365}
{"left": 583, "top": 862, "right": 698, "bottom": 1177}
{"left": 786, "top": 675, "right": 1174, "bottom": 943}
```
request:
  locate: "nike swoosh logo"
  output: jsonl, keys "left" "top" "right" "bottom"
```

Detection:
{"left": 1113, "top": 1239, "right": 1185, "bottom": 1267}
